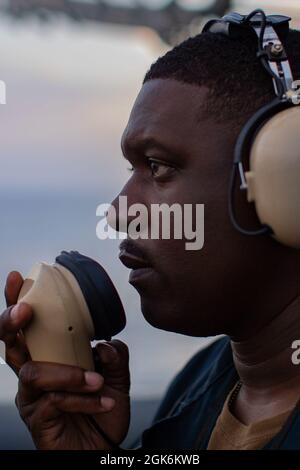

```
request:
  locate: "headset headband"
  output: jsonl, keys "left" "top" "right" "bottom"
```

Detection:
{"left": 203, "top": 11, "right": 294, "bottom": 99}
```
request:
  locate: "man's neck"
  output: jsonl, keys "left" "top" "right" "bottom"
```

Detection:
{"left": 230, "top": 296, "right": 300, "bottom": 423}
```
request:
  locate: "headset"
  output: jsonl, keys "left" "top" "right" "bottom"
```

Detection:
{"left": 203, "top": 9, "right": 300, "bottom": 248}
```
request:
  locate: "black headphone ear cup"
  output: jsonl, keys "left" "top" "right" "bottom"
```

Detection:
{"left": 55, "top": 251, "right": 126, "bottom": 340}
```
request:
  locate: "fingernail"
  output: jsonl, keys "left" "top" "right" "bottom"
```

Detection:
{"left": 98, "top": 344, "right": 118, "bottom": 363}
{"left": 101, "top": 396, "right": 115, "bottom": 409}
{"left": 84, "top": 371, "right": 102, "bottom": 388}
{"left": 7, "top": 271, "right": 18, "bottom": 283}
{"left": 106, "top": 345, "right": 118, "bottom": 359}
{"left": 10, "top": 304, "right": 20, "bottom": 322}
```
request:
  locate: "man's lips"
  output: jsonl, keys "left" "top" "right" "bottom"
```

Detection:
{"left": 119, "top": 240, "right": 154, "bottom": 285}
{"left": 119, "top": 239, "right": 150, "bottom": 269}
{"left": 118, "top": 251, "right": 151, "bottom": 270}
{"left": 118, "top": 239, "right": 152, "bottom": 269}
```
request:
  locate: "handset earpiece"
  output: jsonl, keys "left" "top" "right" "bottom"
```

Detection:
{"left": 17, "top": 251, "right": 126, "bottom": 370}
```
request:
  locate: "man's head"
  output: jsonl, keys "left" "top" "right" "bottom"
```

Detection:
{"left": 112, "top": 28, "right": 300, "bottom": 340}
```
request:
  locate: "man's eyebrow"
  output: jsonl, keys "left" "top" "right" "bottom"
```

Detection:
{"left": 121, "top": 135, "right": 174, "bottom": 158}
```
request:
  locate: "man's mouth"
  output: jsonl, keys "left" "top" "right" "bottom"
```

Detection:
{"left": 118, "top": 240, "right": 154, "bottom": 285}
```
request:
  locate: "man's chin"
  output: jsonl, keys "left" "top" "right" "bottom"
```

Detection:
{"left": 139, "top": 296, "right": 173, "bottom": 330}
{"left": 139, "top": 297, "right": 223, "bottom": 337}
{"left": 139, "top": 297, "right": 191, "bottom": 335}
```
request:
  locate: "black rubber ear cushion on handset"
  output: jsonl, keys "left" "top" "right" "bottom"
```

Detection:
{"left": 55, "top": 251, "right": 126, "bottom": 341}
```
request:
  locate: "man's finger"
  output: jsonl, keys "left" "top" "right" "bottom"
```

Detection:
{"left": 5, "top": 332, "right": 31, "bottom": 375}
{"left": 4, "top": 272, "right": 24, "bottom": 307}
{"left": 0, "top": 303, "right": 33, "bottom": 346}
{"left": 18, "top": 361, "right": 104, "bottom": 405}
{"left": 95, "top": 340, "right": 129, "bottom": 372}
{"left": 0, "top": 303, "right": 33, "bottom": 374}
{"left": 18, "top": 391, "right": 115, "bottom": 430}
{"left": 41, "top": 392, "right": 115, "bottom": 417}
{"left": 94, "top": 340, "right": 130, "bottom": 393}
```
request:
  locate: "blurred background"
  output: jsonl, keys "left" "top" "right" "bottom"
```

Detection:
{"left": 0, "top": 0, "right": 299, "bottom": 450}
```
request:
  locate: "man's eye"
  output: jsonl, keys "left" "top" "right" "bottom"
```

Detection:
{"left": 148, "top": 159, "right": 175, "bottom": 179}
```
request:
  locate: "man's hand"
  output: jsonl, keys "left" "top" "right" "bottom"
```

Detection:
{"left": 0, "top": 271, "right": 130, "bottom": 450}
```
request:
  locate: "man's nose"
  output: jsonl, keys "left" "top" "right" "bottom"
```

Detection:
{"left": 107, "top": 192, "right": 140, "bottom": 234}
{"left": 106, "top": 195, "right": 126, "bottom": 233}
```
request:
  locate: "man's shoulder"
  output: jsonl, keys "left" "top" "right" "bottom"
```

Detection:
{"left": 154, "top": 336, "right": 233, "bottom": 421}
{"left": 169, "top": 336, "right": 231, "bottom": 392}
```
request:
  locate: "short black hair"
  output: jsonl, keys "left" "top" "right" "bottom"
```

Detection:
{"left": 143, "top": 28, "right": 300, "bottom": 125}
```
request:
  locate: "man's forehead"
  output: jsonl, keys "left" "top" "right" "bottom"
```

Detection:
{"left": 122, "top": 79, "right": 209, "bottom": 150}
{"left": 131, "top": 79, "right": 208, "bottom": 121}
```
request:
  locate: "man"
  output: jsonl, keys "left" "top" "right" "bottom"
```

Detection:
{"left": 1, "top": 16, "right": 300, "bottom": 450}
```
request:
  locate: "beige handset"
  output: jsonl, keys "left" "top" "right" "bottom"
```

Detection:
{"left": 17, "top": 251, "right": 126, "bottom": 371}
